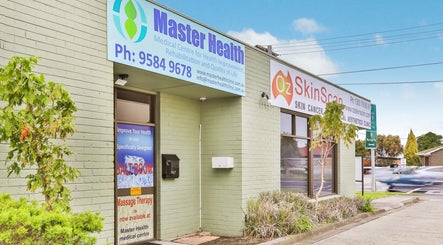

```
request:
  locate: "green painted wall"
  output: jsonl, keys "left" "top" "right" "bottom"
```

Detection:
{"left": 241, "top": 47, "right": 281, "bottom": 205}
{"left": 0, "top": 1, "right": 115, "bottom": 244}
{"left": 337, "top": 140, "right": 357, "bottom": 197}
{"left": 199, "top": 47, "right": 281, "bottom": 237}
{"left": 200, "top": 97, "right": 243, "bottom": 236}
{"left": 158, "top": 93, "right": 201, "bottom": 239}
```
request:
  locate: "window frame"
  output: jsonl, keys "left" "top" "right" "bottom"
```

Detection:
{"left": 280, "top": 109, "right": 337, "bottom": 198}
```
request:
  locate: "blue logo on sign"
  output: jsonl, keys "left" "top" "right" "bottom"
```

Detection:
{"left": 112, "top": 0, "right": 147, "bottom": 42}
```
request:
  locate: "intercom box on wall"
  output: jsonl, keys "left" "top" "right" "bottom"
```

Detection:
{"left": 162, "top": 154, "right": 180, "bottom": 178}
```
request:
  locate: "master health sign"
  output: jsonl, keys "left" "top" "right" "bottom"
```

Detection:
{"left": 107, "top": 0, "right": 246, "bottom": 96}
{"left": 270, "top": 60, "right": 371, "bottom": 129}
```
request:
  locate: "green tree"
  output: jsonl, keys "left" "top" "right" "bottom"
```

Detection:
{"left": 376, "top": 134, "right": 403, "bottom": 166}
{"left": 404, "top": 129, "right": 421, "bottom": 166}
{"left": 355, "top": 139, "right": 369, "bottom": 157}
{"left": 0, "top": 56, "right": 78, "bottom": 211}
{"left": 376, "top": 135, "right": 403, "bottom": 158}
{"left": 417, "top": 132, "right": 443, "bottom": 151}
{"left": 309, "top": 101, "right": 358, "bottom": 203}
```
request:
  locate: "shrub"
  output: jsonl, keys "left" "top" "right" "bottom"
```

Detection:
{"left": 359, "top": 196, "right": 375, "bottom": 212}
{"left": 315, "top": 197, "right": 367, "bottom": 223}
{"left": 244, "top": 191, "right": 314, "bottom": 238}
{"left": 244, "top": 192, "right": 373, "bottom": 239}
{"left": 0, "top": 194, "right": 104, "bottom": 245}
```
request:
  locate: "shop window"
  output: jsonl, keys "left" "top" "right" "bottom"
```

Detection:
{"left": 280, "top": 112, "right": 309, "bottom": 195}
{"left": 280, "top": 111, "right": 336, "bottom": 197}
{"left": 280, "top": 113, "right": 292, "bottom": 135}
{"left": 312, "top": 144, "right": 335, "bottom": 196}
{"left": 115, "top": 89, "right": 155, "bottom": 124}
{"left": 281, "top": 137, "right": 308, "bottom": 194}
{"left": 295, "top": 117, "right": 307, "bottom": 136}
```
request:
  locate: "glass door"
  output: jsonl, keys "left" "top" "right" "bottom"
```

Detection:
{"left": 115, "top": 88, "right": 156, "bottom": 244}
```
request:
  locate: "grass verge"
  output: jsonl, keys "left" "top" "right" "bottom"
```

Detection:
{"left": 355, "top": 191, "right": 412, "bottom": 200}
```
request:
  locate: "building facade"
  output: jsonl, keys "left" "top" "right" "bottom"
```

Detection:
{"left": 418, "top": 146, "right": 443, "bottom": 166}
{"left": 0, "top": 0, "right": 371, "bottom": 244}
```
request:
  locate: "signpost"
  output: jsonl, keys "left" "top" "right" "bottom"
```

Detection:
{"left": 365, "top": 104, "right": 377, "bottom": 149}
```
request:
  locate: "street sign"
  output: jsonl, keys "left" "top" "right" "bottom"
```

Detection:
{"left": 370, "top": 104, "right": 376, "bottom": 131}
{"left": 365, "top": 104, "right": 377, "bottom": 149}
{"left": 365, "top": 130, "right": 377, "bottom": 148}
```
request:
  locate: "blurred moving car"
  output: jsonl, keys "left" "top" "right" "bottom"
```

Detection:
{"left": 379, "top": 174, "right": 432, "bottom": 187}
{"left": 413, "top": 166, "right": 443, "bottom": 183}
{"left": 380, "top": 166, "right": 443, "bottom": 188}
{"left": 392, "top": 165, "right": 416, "bottom": 174}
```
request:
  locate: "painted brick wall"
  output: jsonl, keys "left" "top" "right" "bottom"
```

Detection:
{"left": 337, "top": 140, "right": 357, "bottom": 197}
{"left": 241, "top": 47, "right": 281, "bottom": 203}
{"left": 0, "top": 1, "right": 115, "bottom": 243}
{"left": 199, "top": 47, "right": 281, "bottom": 237}
{"left": 200, "top": 97, "right": 243, "bottom": 236}
{"left": 158, "top": 93, "right": 201, "bottom": 239}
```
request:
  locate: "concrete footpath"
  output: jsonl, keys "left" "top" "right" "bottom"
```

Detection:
{"left": 265, "top": 195, "right": 443, "bottom": 245}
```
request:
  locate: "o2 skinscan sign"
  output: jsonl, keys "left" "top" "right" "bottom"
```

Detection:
{"left": 107, "top": 0, "right": 246, "bottom": 96}
{"left": 270, "top": 60, "right": 371, "bottom": 129}
{"left": 116, "top": 123, "right": 154, "bottom": 244}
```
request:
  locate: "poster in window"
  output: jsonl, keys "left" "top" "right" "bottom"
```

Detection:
{"left": 116, "top": 123, "right": 154, "bottom": 189}
{"left": 117, "top": 194, "right": 154, "bottom": 243}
